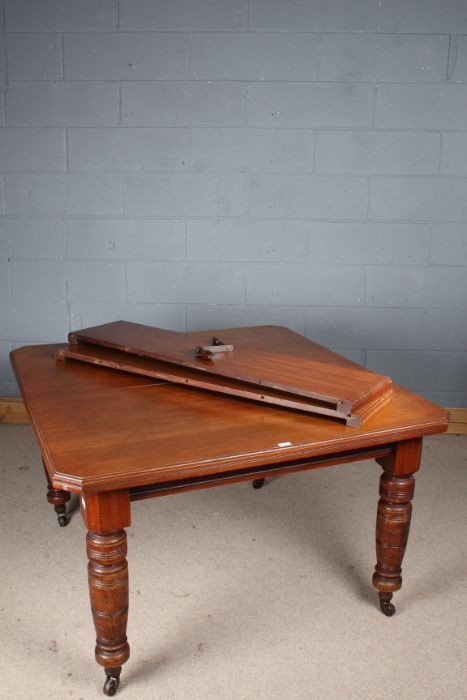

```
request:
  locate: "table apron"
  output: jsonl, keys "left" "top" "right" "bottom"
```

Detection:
{"left": 130, "top": 444, "right": 394, "bottom": 501}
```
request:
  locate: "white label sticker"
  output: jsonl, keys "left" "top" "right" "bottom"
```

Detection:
{"left": 277, "top": 441, "right": 292, "bottom": 447}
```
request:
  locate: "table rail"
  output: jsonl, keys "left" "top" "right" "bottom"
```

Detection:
{"left": 130, "top": 444, "right": 393, "bottom": 501}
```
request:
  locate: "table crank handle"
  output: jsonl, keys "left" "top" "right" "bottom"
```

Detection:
{"left": 195, "top": 343, "right": 234, "bottom": 360}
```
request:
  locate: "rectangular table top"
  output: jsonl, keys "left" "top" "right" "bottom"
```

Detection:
{"left": 11, "top": 343, "right": 448, "bottom": 494}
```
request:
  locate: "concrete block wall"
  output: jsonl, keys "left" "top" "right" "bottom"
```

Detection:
{"left": 1, "top": 0, "right": 466, "bottom": 405}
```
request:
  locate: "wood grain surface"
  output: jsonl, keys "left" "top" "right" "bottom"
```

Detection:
{"left": 69, "top": 322, "right": 393, "bottom": 412}
{"left": 57, "top": 341, "right": 392, "bottom": 427}
{"left": 11, "top": 344, "right": 448, "bottom": 494}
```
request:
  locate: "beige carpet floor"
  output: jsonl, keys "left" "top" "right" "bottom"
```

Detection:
{"left": 0, "top": 425, "right": 466, "bottom": 699}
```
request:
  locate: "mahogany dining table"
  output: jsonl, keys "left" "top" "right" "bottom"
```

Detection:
{"left": 11, "top": 339, "right": 448, "bottom": 696}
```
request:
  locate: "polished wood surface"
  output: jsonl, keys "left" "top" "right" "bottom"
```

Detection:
{"left": 58, "top": 340, "right": 386, "bottom": 427}
{"left": 87, "top": 529, "right": 130, "bottom": 696}
{"left": 9, "top": 339, "right": 449, "bottom": 695}
{"left": 2, "top": 396, "right": 463, "bottom": 432}
{"left": 11, "top": 344, "right": 447, "bottom": 494}
{"left": 69, "top": 322, "right": 393, "bottom": 414}
{"left": 373, "top": 471, "right": 415, "bottom": 616}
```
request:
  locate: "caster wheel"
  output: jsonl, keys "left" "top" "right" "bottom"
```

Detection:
{"left": 379, "top": 595, "right": 396, "bottom": 617}
{"left": 252, "top": 479, "right": 265, "bottom": 490}
{"left": 103, "top": 668, "right": 121, "bottom": 696}
{"left": 57, "top": 514, "right": 69, "bottom": 527}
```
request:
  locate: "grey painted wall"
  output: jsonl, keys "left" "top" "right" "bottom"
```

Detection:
{"left": 1, "top": 0, "right": 467, "bottom": 405}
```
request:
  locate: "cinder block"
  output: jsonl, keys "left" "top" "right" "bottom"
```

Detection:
{"left": 0, "top": 380, "right": 20, "bottom": 396}
{"left": 124, "top": 173, "right": 242, "bottom": 217}
{"left": 0, "top": 301, "right": 67, "bottom": 341}
{"left": 4, "top": 175, "right": 67, "bottom": 216}
{"left": 190, "top": 33, "right": 318, "bottom": 80}
{"left": 450, "top": 36, "right": 467, "bottom": 82}
{"left": 366, "top": 350, "right": 467, "bottom": 391}
{"left": 10, "top": 260, "right": 66, "bottom": 301}
{"left": 65, "top": 175, "right": 123, "bottom": 215}
{"left": 66, "top": 219, "right": 185, "bottom": 260}
{"left": 68, "top": 128, "right": 189, "bottom": 171}
{"left": 187, "top": 304, "right": 307, "bottom": 334}
{"left": 0, "top": 219, "right": 65, "bottom": 259}
{"left": 0, "top": 35, "right": 6, "bottom": 89}
{"left": 119, "top": 0, "right": 248, "bottom": 31}
{"left": 319, "top": 34, "right": 448, "bottom": 82}
{"left": 4, "top": 174, "right": 123, "bottom": 216}
{"left": 0, "top": 342, "right": 15, "bottom": 381}
{"left": 7, "top": 33, "right": 61, "bottom": 79}
{"left": 0, "top": 260, "right": 10, "bottom": 299}
{"left": 0, "top": 128, "right": 65, "bottom": 171}
{"left": 4, "top": 0, "right": 117, "bottom": 31}
{"left": 127, "top": 262, "right": 245, "bottom": 304}
{"left": 431, "top": 224, "right": 467, "bottom": 265}
{"left": 122, "top": 82, "right": 244, "bottom": 127}
{"left": 5, "top": 174, "right": 123, "bottom": 216}
{"left": 366, "top": 265, "right": 467, "bottom": 308}
{"left": 67, "top": 261, "right": 126, "bottom": 302}
{"left": 315, "top": 130, "right": 440, "bottom": 175}
{"left": 369, "top": 177, "right": 467, "bottom": 221}
{"left": 418, "top": 391, "right": 467, "bottom": 407}
{"left": 380, "top": 0, "right": 467, "bottom": 33}
{"left": 246, "top": 264, "right": 365, "bottom": 306}
{"left": 308, "top": 222, "right": 430, "bottom": 265}
{"left": 331, "top": 348, "right": 366, "bottom": 364}
{"left": 247, "top": 82, "right": 373, "bottom": 128}
{"left": 246, "top": 174, "right": 368, "bottom": 219}
{"left": 64, "top": 33, "right": 189, "bottom": 80}
{"left": 190, "top": 128, "right": 314, "bottom": 173}
{"left": 70, "top": 302, "right": 186, "bottom": 331}
{"left": 375, "top": 84, "right": 467, "bottom": 130}
{"left": 250, "top": 0, "right": 377, "bottom": 31}
{"left": 186, "top": 220, "right": 308, "bottom": 262}
{"left": 307, "top": 307, "right": 467, "bottom": 351}
{"left": 420, "top": 309, "right": 467, "bottom": 350}
{"left": 308, "top": 307, "right": 420, "bottom": 350}
{"left": 6, "top": 81, "right": 119, "bottom": 126}
{"left": 440, "top": 133, "right": 467, "bottom": 175}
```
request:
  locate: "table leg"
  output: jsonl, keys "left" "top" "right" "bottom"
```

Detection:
{"left": 373, "top": 438, "right": 421, "bottom": 615}
{"left": 81, "top": 490, "right": 131, "bottom": 695}
{"left": 43, "top": 460, "right": 71, "bottom": 527}
{"left": 373, "top": 472, "right": 415, "bottom": 615}
{"left": 87, "top": 530, "right": 130, "bottom": 696}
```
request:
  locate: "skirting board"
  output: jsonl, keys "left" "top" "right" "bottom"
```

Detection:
{"left": 446, "top": 408, "right": 467, "bottom": 434}
{"left": 0, "top": 398, "right": 29, "bottom": 424}
{"left": 1, "top": 397, "right": 466, "bottom": 434}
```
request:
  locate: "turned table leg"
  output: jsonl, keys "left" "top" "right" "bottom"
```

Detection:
{"left": 87, "top": 530, "right": 130, "bottom": 696}
{"left": 373, "top": 438, "right": 422, "bottom": 616}
{"left": 43, "top": 460, "right": 71, "bottom": 527}
{"left": 81, "top": 490, "right": 131, "bottom": 695}
{"left": 373, "top": 472, "right": 415, "bottom": 616}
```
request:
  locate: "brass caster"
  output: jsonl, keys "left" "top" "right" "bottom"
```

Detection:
{"left": 103, "top": 667, "right": 121, "bottom": 696}
{"left": 252, "top": 479, "right": 265, "bottom": 490}
{"left": 379, "top": 594, "right": 396, "bottom": 617}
